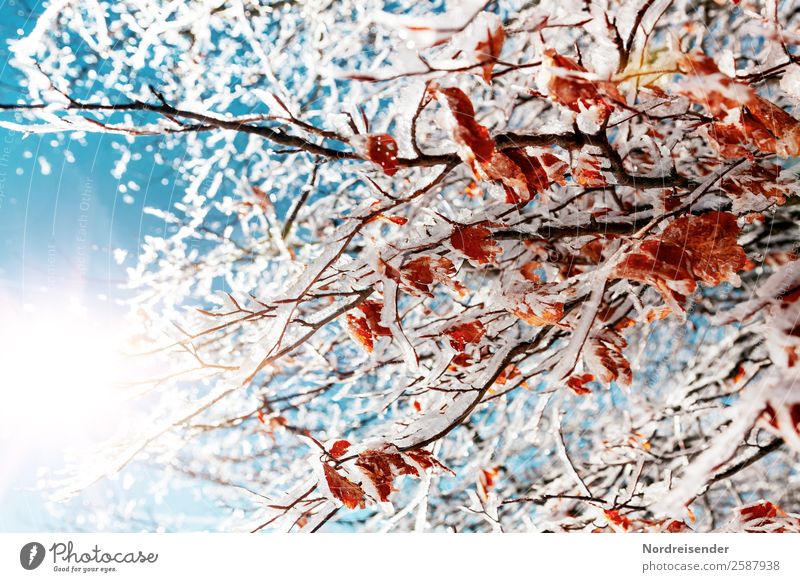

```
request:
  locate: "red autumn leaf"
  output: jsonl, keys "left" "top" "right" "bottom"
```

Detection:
{"left": 676, "top": 52, "right": 745, "bottom": 116}
{"left": 448, "top": 351, "right": 473, "bottom": 370}
{"left": 365, "top": 134, "right": 399, "bottom": 176}
{"left": 358, "top": 300, "right": 392, "bottom": 335}
{"left": 645, "top": 306, "right": 672, "bottom": 323}
{"left": 433, "top": 87, "right": 560, "bottom": 205}
{"left": 613, "top": 240, "right": 696, "bottom": 310}
{"left": 346, "top": 300, "right": 392, "bottom": 351}
{"left": 720, "top": 162, "right": 787, "bottom": 207}
{"left": 586, "top": 329, "right": 632, "bottom": 386}
{"left": 735, "top": 500, "right": 800, "bottom": 532}
{"left": 505, "top": 278, "right": 566, "bottom": 327}
{"left": 659, "top": 211, "right": 748, "bottom": 286}
{"left": 543, "top": 49, "right": 618, "bottom": 118}
{"left": 678, "top": 52, "right": 800, "bottom": 157}
{"left": 382, "top": 214, "right": 408, "bottom": 225}
{"left": 539, "top": 152, "right": 569, "bottom": 186}
{"left": 355, "top": 449, "right": 419, "bottom": 502}
{"left": 762, "top": 402, "right": 800, "bottom": 437}
{"left": 512, "top": 298, "right": 564, "bottom": 326}
{"left": 450, "top": 223, "right": 501, "bottom": 264}
{"left": 346, "top": 313, "right": 374, "bottom": 351}
{"left": 481, "top": 467, "right": 499, "bottom": 489}
{"left": 493, "top": 364, "right": 522, "bottom": 386}
{"left": 444, "top": 320, "right": 486, "bottom": 352}
{"left": 740, "top": 501, "right": 784, "bottom": 523}
{"left": 477, "top": 466, "right": 500, "bottom": 500}
{"left": 614, "top": 211, "right": 748, "bottom": 310}
{"left": 580, "top": 238, "right": 605, "bottom": 264}
{"left": 572, "top": 152, "right": 606, "bottom": 187}
{"left": 474, "top": 24, "right": 505, "bottom": 83}
{"left": 482, "top": 148, "right": 549, "bottom": 205}
{"left": 464, "top": 180, "right": 482, "bottom": 198}
{"left": 321, "top": 446, "right": 453, "bottom": 506}
{"left": 742, "top": 96, "right": 800, "bottom": 157}
{"left": 329, "top": 439, "right": 351, "bottom": 459}
{"left": 403, "top": 449, "right": 454, "bottom": 474}
{"left": 400, "top": 255, "right": 465, "bottom": 297}
{"left": 787, "top": 346, "right": 799, "bottom": 368}
{"left": 368, "top": 212, "right": 408, "bottom": 226}
{"left": 520, "top": 261, "right": 541, "bottom": 282}
{"left": 566, "top": 373, "right": 595, "bottom": 396}
{"left": 704, "top": 104, "right": 800, "bottom": 159}
{"left": 378, "top": 258, "right": 403, "bottom": 284}
{"left": 604, "top": 509, "right": 632, "bottom": 530}
{"left": 433, "top": 87, "right": 495, "bottom": 169}
{"left": 323, "top": 463, "right": 365, "bottom": 509}
{"left": 505, "top": 148, "right": 550, "bottom": 193}
{"left": 664, "top": 520, "right": 690, "bottom": 533}
{"left": 731, "top": 365, "right": 747, "bottom": 384}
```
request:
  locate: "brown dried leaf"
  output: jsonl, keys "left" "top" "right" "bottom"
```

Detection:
{"left": 323, "top": 464, "right": 365, "bottom": 509}
{"left": 450, "top": 223, "right": 501, "bottom": 264}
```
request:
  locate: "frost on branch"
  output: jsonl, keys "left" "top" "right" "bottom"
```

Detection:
{"left": 6, "top": 0, "right": 800, "bottom": 532}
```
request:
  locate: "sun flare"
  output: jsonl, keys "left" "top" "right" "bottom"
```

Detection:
{"left": 0, "top": 302, "right": 127, "bottom": 438}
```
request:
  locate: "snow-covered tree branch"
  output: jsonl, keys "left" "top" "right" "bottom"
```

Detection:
{"left": 4, "top": 0, "right": 800, "bottom": 532}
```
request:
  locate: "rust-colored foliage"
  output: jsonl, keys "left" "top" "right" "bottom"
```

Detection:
{"left": 539, "top": 152, "right": 569, "bottom": 186}
{"left": 493, "top": 364, "right": 522, "bottom": 386}
{"left": 566, "top": 373, "right": 595, "bottom": 396}
{"left": 346, "top": 314, "right": 375, "bottom": 351}
{"left": 323, "top": 463, "right": 365, "bottom": 509}
{"left": 544, "top": 49, "right": 619, "bottom": 117}
{"left": 604, "top": 509, "right": 632, "bottom": 531}
{"left": 320, "top": 446, "right": 454, "bottom": 507}
{"left": 329, "top": 439, "right": 351, "bottom": 459}
{"left": 484, "top": 147, "right": 550, "bottom": 204}
{"left": 400, "top": 256, "right": 464, "bottom": 297}
{"left": 359, "top": 300, "right": 392, "bottom": 334}
{"left": 762, "top": 403, "right": 800, "bottom": 436}
{"left": 614, "top": 211, "right": 748, "bottom": 310}
{"left": 474, "top": 24, "right": 505, "bottom": 83}
{"left": 504, "top": 148, "right": 550, "bottom": 193}
{"left": 572, "top": 152, "right": 606, "bottom": 187}
{"left": 520, "top": 261, "right": 541, "bottom": 281}
{"left": 477, "top": 466, "right": 500, "bottom": 500}
{"left": 403, "top": 449, "right": 454, "bottom": 474}
{"left": 365, "top": 133, "right": 399, "bottom": 176}
{"left": 721, "top": 162, "right": 787, "bottom": 206}
{"left": 664, "top": 520, "right": 691, "bottom": 533}
{"left": 356, "top": 449, "right": 419, "bottom": 502}
{"left": 512, "top": 296, "right": 564, "bottom": 326}
{"left": 434, "top": 86, "right": 495, "bottom": 167}
{"left": 434, "top": 87, "right": 556, "bottom": 205}
{"left": 346, "top": 300, "right": 393, "bottom": 351}
{"left": 444, "top": 320, "right": 486, "bottom": 352}
{"left": 450, "top": 223, "right": 501, "bottom": 264}
{"left": 659, "top": 211, "right": 748, "bottom": 286}
{"left": 678, "top": 51, "right": 800, "bottom": 158}
{"left": 736, "top": 501, "right": 800, "bottom": 532}
{"left": 587, "top": 329, "right": 632, "bottom": 386}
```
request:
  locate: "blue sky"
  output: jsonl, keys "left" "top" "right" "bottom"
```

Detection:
{"left": 0, "top": 1, "right": 180, "bottom": 531}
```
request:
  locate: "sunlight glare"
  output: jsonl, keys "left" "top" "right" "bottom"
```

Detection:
{"left": 0, "top": 301, "right": 128, "bottom": 441}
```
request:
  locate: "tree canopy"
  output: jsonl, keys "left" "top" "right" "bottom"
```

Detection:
{"left": 3, "top": 0, "right": 800, "bottom": 532}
